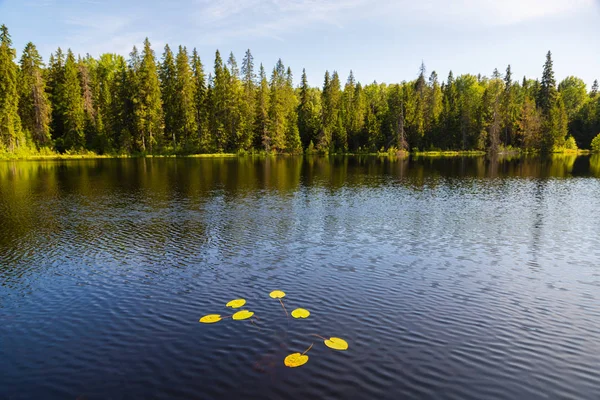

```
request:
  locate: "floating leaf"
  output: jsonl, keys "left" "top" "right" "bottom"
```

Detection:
{"left": 226, "top": 299, "right": 246, "bottom": 309}
{"left": 291, "top": 308, "right": 310, "bottom": 319}
{"left": 324, "top": 337, "right": 348, "bottom": 351}
{"left": 232, "top": 310, "right": 254, "bottom": 320}
{"left": 199, "top": 314, "right": 222, "bottom": 324}
{"left": 284, "top": 353, "right": 309, "bottom": 368}
{"left": 269, "top": 290, "right": 286, "bottom": 299}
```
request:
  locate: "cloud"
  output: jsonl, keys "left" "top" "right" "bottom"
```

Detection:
{"left": 407, "top": 0, "right": 596, "bottom": 26}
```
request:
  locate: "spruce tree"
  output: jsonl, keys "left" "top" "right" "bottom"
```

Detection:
{"left": 254, "top": 64, "right": 270, "bottom": 150}
{"left": 191, "top": 48, "right": 208, "bottom": 151}
{"left": 538, "top": 51, "right": 557, "bottom": 115}
{"left": 18, "top": 42, "right": 52, "bottom": 148}
{"left": 0, "top": 25, "right": 22, "bottom": 151}
{"left": 47, "top": 48, "right": 66, "bottom": 149}
{"left": 317, "top": 71, "right": 332, "bottom": 150}
{"left": 160, "top": 44, "right": 177, "bottom": 147}
{"left": 239, "top": 49, "right": 256, "bottom": 150}
{"left": 298, "top": 68, "right": 313, "bottom": 148}
{"left": 284, "top": 67, "right": 301, "bottom": 152}
{"left": 174, "top": 46, "right": 197, "bottom": 150}
{"left": 329, "top": 71, "right": 346, "bottom": 151}
{"left": 134, "top": 38, "right": 163, "bottom": 153}
{"left": 78, "top": 55, "right": 97, "bottom": 150}
{"left": 211, "top": 50, "right": 228, "bottom": 151}
{"left": 225, "top": 52, "right": 244, "bottom": 151}
{"left": 55, "top": 50, "right": 85, "bottom": 150}
{"left": 268, "top": 59, "right": 287, "bottom": 151}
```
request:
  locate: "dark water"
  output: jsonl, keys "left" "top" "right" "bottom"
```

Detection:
{"left": 1, "top": 155, "right": 600, "bottom": 400}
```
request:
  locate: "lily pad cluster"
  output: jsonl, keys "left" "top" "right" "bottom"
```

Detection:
{"left": 199, "top": 290, "right": 349, "bottom": 368}
{"left": 199, "top": 298, "right": 255, "bottom": 324}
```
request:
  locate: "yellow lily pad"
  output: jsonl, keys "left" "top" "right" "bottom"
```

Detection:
{"left": 199, "top": 314, "right": 222, "bottom": 324}
{"left": 324, "top": 337, "right": 348, "bottom": 350}
{"left": 232, "top": 310, "right": 254, "bottom": 320}
{"left": 269, "top": 290, "right": 286, "bottom": 299}
{"left": 226, "top": 299, "right": 246, "bottom": 309}
{"left": 291, "top": 308, "right": 310, "bottom": 318}
{"left": 284, "top": 353, "right": 309, "bottom": 368}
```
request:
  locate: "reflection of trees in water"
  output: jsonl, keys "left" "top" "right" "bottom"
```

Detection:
{"left": 590, "top": 154, "right": 600, "bottom": 177}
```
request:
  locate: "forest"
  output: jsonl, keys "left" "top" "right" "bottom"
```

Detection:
{"left": 0, "top": 24, "right": 599, "bottom": 158}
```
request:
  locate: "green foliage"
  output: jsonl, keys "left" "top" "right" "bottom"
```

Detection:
{"left": 591, "top": 133, "right": 600, "bottom": 152}
{"left": 0, "top": 25, "right": 23, "bottom": 151}
{"left": 18, "top": 42, "right": 51, "bottom": 149}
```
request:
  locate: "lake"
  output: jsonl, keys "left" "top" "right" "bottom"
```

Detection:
{"left": 1, "top": 155, "right": 600, "bottom": 399}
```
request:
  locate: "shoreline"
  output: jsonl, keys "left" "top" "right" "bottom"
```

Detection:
{"left": 0, "top": 149, "right": 592, "bottom": 161}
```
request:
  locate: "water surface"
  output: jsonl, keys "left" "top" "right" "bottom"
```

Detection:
{"left": 1, "top": 155, "right": 600, "bottom": 399}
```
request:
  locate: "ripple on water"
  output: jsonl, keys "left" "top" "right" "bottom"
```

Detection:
{"left": 1, "top": 159, "right": 600, "bottom": 399}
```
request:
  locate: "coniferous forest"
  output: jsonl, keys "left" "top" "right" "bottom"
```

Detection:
{"left": 1, "top": 24, "right": 599, "bottom": 157}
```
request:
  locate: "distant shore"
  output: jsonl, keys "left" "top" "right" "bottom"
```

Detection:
{"left": 0, "top": 149, "right": 592, "bottom": 161}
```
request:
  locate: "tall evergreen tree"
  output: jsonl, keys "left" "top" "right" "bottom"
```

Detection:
{"left": 60, "top": 50, "right": 85, "bottom": 150}
{"left": 225, "top": 52, "right": 244, "bottom": 151}
{"left": 330, "top": 71, "right": 346, "bottom": 151}
{"left": 298, "top": 68, "right": 312, "bottom": 148}
{"left": 18, "top": 42, "right": 52, "bottom": 148}
{"left": 284, "top": 67, "right": 301, "bottom": 152}
{"left": 267, "top": 59, "right": 287, "bottom": 151}
{"left": 134, "top": 38, "right": 163, "bottom": 153}
{"left": 538, "top": 51, "right": 557, "bottom": 115}
{"left": 254, "top": 64, "right": 270, "bottom": 150}
{"left": 174, "top": 46, "right": 197, "bottom": 150}
{"left": 210, "top": 50, "right": 228, "bottom": 151}
{"left": 78, "top": 55, "right": 97, "bottom": 150}
{"left": 0, "top": 25, "right": 22, "bottom": 151}
{"left": 160, "top": 44, "right": 177, "bottom": 147}
{"left": 190, "top": 48, "right": 208, "bottom": 151}
{"left": 239, "top": 49, "right": 256, "bottom": 150}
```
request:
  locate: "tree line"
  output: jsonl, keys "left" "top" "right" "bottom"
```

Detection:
{"left": 1, "top": 24, "right": 599, "bottom": 156}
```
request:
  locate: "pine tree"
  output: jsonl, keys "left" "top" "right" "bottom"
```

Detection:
{"left": 440, "top": 71, "right": 459, "bottom": 149}
{"left": 239, "top": 49, "right": 256, "bottom": 150}
{"left": 538, "top": 51, "right": 557, "bottom": 115}
{"left": 134, "top": 38, "right": 163, "bottom": 153}
{"left": 47, "top": 48, "right": 66, "bottom": 149}
{"left": 191, "top": 48, "right": 208, "bottom": 151}
{"left": 225, "top": 52, "right": 244, "bottom": 151}
{"left": 78, "top": 55, "right": 97, "bottom": 150}
{"left": 160, "top": 44, "right": 177, "bottom": 147}
{"left": 284, "top": 67, "right": 301, "bottom": 152}
{"left": 591, "top": 80, "right": 599, "bottom": 97}
{"left": 95, "top": 53, "right": 124, "bottom": 152}
{"left": 18, "top": 42, "right": 52, "bottom": 148}
{"left": 412, "top": 62, "right": 427, "bottom": 147}
{"left": 60, "top": 50, "right": 85, "bottom": 150}
{"left": 330, "top": 71, "right": 346, "bottom": 151}
{"left": 268, "top": 59, "right": 287, "bottom": 151}
{"left": 210, "top": 50, "right": 228, "bottom": 151}
{"left": 425, "top": 71, "right": 442, "bottom": 148}
{"left": 174, "top": 46, "right": 197, "bottom": 150}
{"left": 298, "top": 68, "right": 312, "bottom": 148}
{"left": 254, "top": 64, "right": 270, "bottom": 150}
{"left": 0, "top": 25, "right": 22, "bottom": 151}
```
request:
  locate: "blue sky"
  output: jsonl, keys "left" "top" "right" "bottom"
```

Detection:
{"left": 1, "top": 0, "right": 599, "bottom": 87}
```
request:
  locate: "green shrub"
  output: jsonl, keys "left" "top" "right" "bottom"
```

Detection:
{"left": 564, "top": 136, "right": 578, "bottom": 150}
{"left": 592, "top": 133, "right": 600, "bottom": 152}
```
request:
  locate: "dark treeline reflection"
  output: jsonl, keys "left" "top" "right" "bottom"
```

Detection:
{"left": 1, "top": 155, "right": 600, "bottom": 195}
